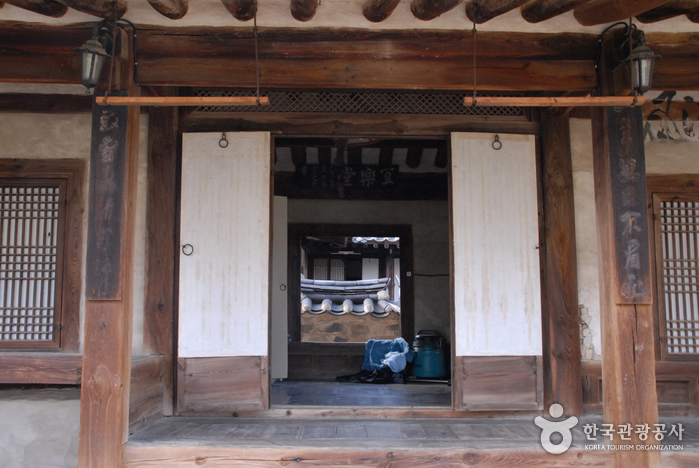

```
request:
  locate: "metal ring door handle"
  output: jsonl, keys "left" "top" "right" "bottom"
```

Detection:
{"left": 182, "top": 244, "right": 194, "bottom": 256}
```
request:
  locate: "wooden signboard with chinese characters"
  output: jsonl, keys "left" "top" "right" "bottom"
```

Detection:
{"left": 86, "top": 92, "right": 129, "bottom": 300}
{"left": 296, "top": 165, "right": 398, "bottom": 189}
{"left": 607, "top": 106, "right": 652, "bottom": 304}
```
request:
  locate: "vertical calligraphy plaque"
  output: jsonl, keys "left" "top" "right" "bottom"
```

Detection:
{"left": 86, "top": 92, "right": 128, "bottom": 300}
{"left": 607, "top": 106, "right": 652, "bottom": 304}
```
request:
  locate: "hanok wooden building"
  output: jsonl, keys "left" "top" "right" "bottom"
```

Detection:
{"left": 1, "top": 0, "right": 699, "bottom": 467}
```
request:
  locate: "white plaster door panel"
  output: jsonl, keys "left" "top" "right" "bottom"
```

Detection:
{"left": 177, "top": 132, "right": 271, "bottom": 412}
{"left": 450, "top": 133, "right": 543, "bottom": 411}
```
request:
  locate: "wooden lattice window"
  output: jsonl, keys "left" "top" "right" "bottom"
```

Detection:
{"left": 653, "top": 192, "right": 699, "bottom": 359}
{"left": 0, "top": 160, "right": 84, "bottom": 352}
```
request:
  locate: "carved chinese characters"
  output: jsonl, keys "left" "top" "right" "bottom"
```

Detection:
{"left": 608, "top": 106, "right": 651, "bottom": 304}
{"left": 86, "top": 98, "right": 129, "bottom": 300}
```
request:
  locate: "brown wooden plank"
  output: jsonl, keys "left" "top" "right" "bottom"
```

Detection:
{"left": 410, "top": 0, "right": 461, "bottom": 20}
{"left": 574, "top": 0, "right": 673, "bottom": 26}
{"left": 181, "top": 112, "right": 538, "bottom": 137}
{"left": 466, "top": 0, "right": 529, "bottom": 24}
{"left": 129, "top": 355, "right": 166, "bottom": 433}
{"left": 457, "top": 356, "right": 543, "bottom": 411}
{"left": 589, "top": 26, "right": 661, "bottom": 467}
{"left": 540, "top": 111, "right": 583, "bottom": 417}
{"left": 78, "top": 33, "right": 140, "bottom": 468}
{"left": 3, "top": 0, "right": 67, "bottom": 17}
{"left": 521, "top": 0, "right": 594, "bottom": 23}
{"left": 291, "top": 0, "right": 319, "bottom": 21}
{"left": 0, "top": 353, "right": 81, "bottom": 384}
{"left": 0, "top": 159, "right": 85, "bottom": 352}
{"left": 122, "top": 446, "right": 616, "bottom": 467}
{"left": 143, "top": 103, "right": 178, "bottom": 416}
{"left": 179, "top": 356, "right": 267, "bottom": 413}
{"left": 363, "top": 0, "right": 401, "bottom": 22}
{"left": 220, "top": 0, "right": 256, "bottom": 21}
{"left": 147, "top": 0, "right": 189, "bottom": 20}
{"left": 60, "top": 0, "right": 126, "bottom": 18}
{"left": 636, "top": 0, "right": 699, "bottom": 23}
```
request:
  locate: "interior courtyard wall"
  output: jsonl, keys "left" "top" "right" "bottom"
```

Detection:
{"left": 571, "top": 117, "right": 699, "bottom": 361}
{"left": 288, "top": 199, "right": 451, "bottom": 340}
{"left": 0, "top": 112, "right": 148, "bottom": 468}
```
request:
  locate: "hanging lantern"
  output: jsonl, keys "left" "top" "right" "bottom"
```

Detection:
{"left": 623, "top": 30, "right": 660, "bottom": 96}
{"left": 76, "top": 24, "right": 111, "bottom": 91}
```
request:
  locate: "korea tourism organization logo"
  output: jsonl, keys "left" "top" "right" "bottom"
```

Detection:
{"left": 534, "top": 404, "right": 685, "bottom": 454}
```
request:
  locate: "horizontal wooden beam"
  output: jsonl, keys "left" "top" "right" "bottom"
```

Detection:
{"left": 60, "top": 0, "right": 126, "bottom": 18}
{"left": 464, "top": 95, "right": 645, "bottom": 106}
{"left": 221, "top": 0, "right": 256, "bottom": 21}
{"left": 636, "top": 0, "right": 699, "bottom": 23}
{"left": 146, "top": 0, "right": 189, "bottom": 20}
{"left": 4, "top": 0, "right": 67, "bottom": 17}
{"left": 411, "top": 0, "right": 461, "bottom": 20}
{"left": 0, "top": 353, "right": 82, "bottom": 384}
{"left": 574, "top": 0, "right": 672, "bottom": 26}
{"left": 97, "top": 95, "right": 270, "bottom": 106}
{"left": 521, "top": 0, "right": 593, "bottom": 23}
{"left": 466, "top": 0, "right": 529, "bottom": 24}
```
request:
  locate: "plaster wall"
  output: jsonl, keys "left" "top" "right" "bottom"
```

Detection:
{"left": 288, "top": 199, "right": 451, "bottom": 340}
{"left": 571, "top": 117, "right": 699, "bottom": 361}
{"left": 0, "top": 112, "right": 148, "bottom": 355}
{"left": 0, "top": 388, "right": 80, "bottom": 468}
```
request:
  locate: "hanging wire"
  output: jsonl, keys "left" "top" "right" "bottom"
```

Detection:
{"left": 254, "top": 13, "right": 261, "bottom": 106}
{"left": 629, "top": 17, "right": 639, "bottom": 105}
{"left": 471, "top": 21, "right": 477, "bottom": 107}
{"left": 592, "top": 21, "right": 629, "bottom": 96}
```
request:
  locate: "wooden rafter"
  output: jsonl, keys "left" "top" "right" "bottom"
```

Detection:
{"left": 636, "top": 0, "right": 699, "bottom": 22}
{"left": 96, "top": 96, "right": 270, "bottom": 106}
{"left": 464, "top": 95, "right": 646, "bottom": 106}
{"left": 146, "top": 0, "right": 188, "bottom": 20}
{"left": 60, "top": 0, "right": 127, "bottom": 18}
{"left": 574, "top": 0, "right": 674, "bottom": 26}
{"left": 466, "top": 0, "right": 529, "bottom": 24}
{"left": 221, "top": 0, "right": 257, "bottom": 21}
{"left": 521, "top": 0, "right": 593, "bottom": 23}
{"left": 291, "top": 0, "right": 319, "bottom": 21}
{"left": 3, "top": 0, "right": 67, "bottom": 17}
{"left": 410, "top": 0, "right": 461, "bottom": 20}
{"left": 363, "top": 0, "right": 401, "bottom": 22}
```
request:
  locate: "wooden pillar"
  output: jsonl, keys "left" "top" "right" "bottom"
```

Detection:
{"left": 143, "top": 102, "right": 179, "bottom": 415}
{"left": 592, "top": 28, "right": 660, "bottom": 467}
{"left": 540, "top": 111, "right": 583, "bottom": 417}
{"left": 78, "top": 26, "right": 141, "bottom": 468}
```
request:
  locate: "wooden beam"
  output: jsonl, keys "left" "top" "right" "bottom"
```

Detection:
{"left": 221, "top": 0, "right": 257, "bottom": 21}
{"left": 0, "top": 353, "right": 82, "bottom": 384}
{"left": 3, "top": 0, "right": 67, "bottom": 17}
{"left": 574, "top": 0, "right": 673, "bottom": 26}
{"left": 539, "top": 111, "right": 582, "bottom": 417}
{"left": 97, "top": 96, "right": 269, "bottom": 106}
{"left": 636, "top": 0, "right": 699, "bottom": 22}
{"left": 78, "top": 26, "right": 139, "bottom": 468}
{"left": 521, "top": 0, "right": 593, "bottom": 23}
{"left": 591, "top": 27, "right": 660, "bottom": 468}
{"left": 143, "top": 101, "right": 179, "bottom": 416}
{"left": 146, "top": 0, "right": 188, "bottom": 20}
{"left": 291, "top": 0, "right": 319, "bottom": 21}
{"left": 363, "top": 0, "right": 401, "bottom": 22}
{"left": 129, "top": 355, "right": 166, "bottom": 433}
{"left": 60, "top": 0, "right": 127, "bottom": 18}
{"left": 466, "top": 0, "right": 529, "bottom": 24}
{"left": 464, "top": 95, "right": 645, "bottom": 106}
{"left": 410, "top": 0, "right": 461, "bottom": 20}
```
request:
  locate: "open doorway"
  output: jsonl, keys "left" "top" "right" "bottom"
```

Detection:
{"left": 271, "top": 137, "right": 452, "bottom": 408}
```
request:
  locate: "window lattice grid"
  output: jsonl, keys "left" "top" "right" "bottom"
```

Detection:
{"left": 0, "top": 184, "right": 61, "bottom": 342}
{"left": 193, "top": 90, "right": 523, "bottom": 117}
{"left": 660, "top": 200, "right": 699, "bottom": 354}
{"left": 329, "top": 259, "right": 345, "bottom": 281}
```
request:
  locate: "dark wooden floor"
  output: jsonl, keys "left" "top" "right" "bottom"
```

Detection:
{"left": 271, "top": 380, "right": 452, "bottom": 407}
{"left": 124, "top": 416, "right": 699, "bottom": 467}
